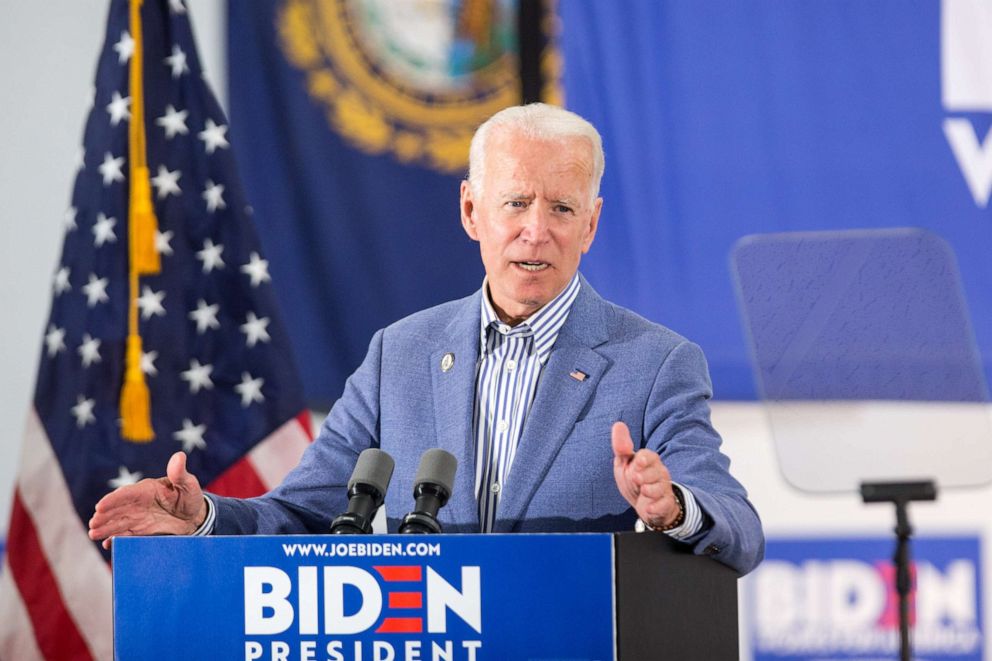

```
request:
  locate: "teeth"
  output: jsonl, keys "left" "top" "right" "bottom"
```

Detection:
{"left": 518, "top": 262, "right": 549, "bottom": 272}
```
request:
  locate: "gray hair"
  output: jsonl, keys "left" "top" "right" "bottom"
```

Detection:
{"left": 467, "top": 103, "right": 605, "bottom": 200}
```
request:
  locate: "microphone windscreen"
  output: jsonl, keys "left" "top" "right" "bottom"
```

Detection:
{"left": 348, "top": 448, "right": 395, "bottom": 494}
{"left": 414, "top": 448, "right": 457, "bottom": 494}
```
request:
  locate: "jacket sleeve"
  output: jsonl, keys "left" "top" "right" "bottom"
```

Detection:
{"left": 646, "top": 340, "right": 765, "bottom": 575}
{"left": 209, "top": 330, "right": 385, "bottom": 535}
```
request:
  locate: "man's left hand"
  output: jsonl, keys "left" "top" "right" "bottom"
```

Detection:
{"left": 611, "top": 421, "right": 681, "bottom": 529}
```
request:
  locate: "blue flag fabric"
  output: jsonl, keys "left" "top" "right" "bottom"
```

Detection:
{"left": 559, "top": 0, "right": 992, "bottom": 398}
{"left": 228, "top": 0, "right": 531, "bottom": 407}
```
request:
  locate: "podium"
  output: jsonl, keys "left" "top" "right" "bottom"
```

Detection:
{"left": 113, "top": 532, "right": 737, "bottom": 660}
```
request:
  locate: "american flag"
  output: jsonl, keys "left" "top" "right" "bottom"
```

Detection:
{"left": 0, "top": 1, "right": 311, "bottom": 658}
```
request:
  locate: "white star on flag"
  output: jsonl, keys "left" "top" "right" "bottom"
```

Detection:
{"left": 173, "top": 419, "right": 207, "bottom": 452}
{"left": 98, "top": 152, "right": 125, "bottom": 186}
{"left": 82, "top": 273, "right": 110, "bottom": 307}
{"left": 235, "top": 372, "right": 265, "bottom": 407}
{"left": 113, "top": 30, "right": 134, "bottom": 64}
{"left": 108, "top": 466, "right": 143, "bottom": 489}
{"left": 92, "top": 213, "right": 118, "bottom": 247}
{"left": 198, "top": 119, "right": 229, "bottom": 154}
{"left": 169, "top": 0, "right": 187, "bottom": 15}
{"left": 141, "top": 350, "right": 158, "bottom": 376}
{"left": 164, "top": 44, "right": 189, "bottom": 78}
{"left": 71, "top": 395, "right": 96, "bottom": 428}
{"left": 202, "top": 180, "right": 226, "bottom": 212}
{"left": 181, "top": 359, "right": 214, "bottom": 394}
{"left": 188, "top": 299, "right": 220, "bottom": 334}
{"left": 240, "top": 312, "right": 271, "bottom": 348}
{"left": 156, "top": 104, "right": 189, "bottom": 139}
{"left": 196, "top": 238, "right": 225, "bottom": 273}
{"left": 53, "top": 267, "right": 71, "bottom": 296}
{"left": 64, "top": 206, "right": 78, "bottom": 231}
{"left": 241, "top": 252, "right": 271, "bottom": 287}
{"left": 155, "top": 229, "right": 175, "bottom": 256}
{"left": 105, "top": 91, "right": 131, "bottom": 126}
{"left": 151, "top": 165, "right": 182, "bottom": 199}
{"left": 45, "top": 325, "right": 67, "bottom": 357}
{"left": 137, "top": 286, "right": 166, "bottom": 320}
{"left": 77, "top": 333, "right": 102, "bottom": 368}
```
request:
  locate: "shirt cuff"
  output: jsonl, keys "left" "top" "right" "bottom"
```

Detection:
{"left": 190, "top": 495, "right": 216, "bottom": 536}
{"left": 634, "top": 482, "right": 704, "bottom": 540}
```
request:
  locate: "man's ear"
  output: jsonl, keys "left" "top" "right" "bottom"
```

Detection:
{"left": 460, "top": 180, "right": 479, "bottom": 241}
{"left": 581, "top": 197, "right": 603, "bottom": 254}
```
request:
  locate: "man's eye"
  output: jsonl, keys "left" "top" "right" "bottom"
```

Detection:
{"left": 506, "top": 200, "right": 526, "bottom": 208}
{"left": 554, "top": 205, "right": 574, "bottom": 214}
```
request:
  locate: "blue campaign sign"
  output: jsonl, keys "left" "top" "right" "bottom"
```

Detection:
{"left": 745, "top": 536, "right": 985, "bottom": 660}
{"left": 113, "top": 534, "right": 616, "bottom": 660}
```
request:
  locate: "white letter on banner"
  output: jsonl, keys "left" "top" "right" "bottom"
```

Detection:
{"left": 244, "top": 567, "right": 294, "bottom": 635}
{"left": 426, "top": 567, "right": 481, "bottom": 634}
{"left": 373, "top": 640, "right": 395, "bottom": 661}
{"left": 941, "top": 0, "right": 992, "bottom": 110}
{"left": 244, "top": 641, "right": 263, "bottom": 661}
{"left": 827, "top": 561, "right": 885, "bottom": 628}
{"left": 753, "top": 561, "right": 801, "bottom": 635}
{"left": 944, "top": 118, "right": 992, "bottom": 208}
{"left": 298, "top": 566, "right": 318, "bottom": 634}
{"left": 324, "top": 566, "right": 382, "bottom": 634}
{"left": 917, "top": 560, "right": 977, "bottom": 627}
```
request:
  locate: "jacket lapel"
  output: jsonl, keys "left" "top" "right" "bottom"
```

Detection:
{"left": 493, "top": 279, "right": 610, "bottom": 531}
{"left": 430, "top": 293, "right": 483, "bottom": 529}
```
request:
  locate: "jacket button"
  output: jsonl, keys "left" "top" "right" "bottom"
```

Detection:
{"left": 704, "top": 544, "right": 721, "bottom": 555}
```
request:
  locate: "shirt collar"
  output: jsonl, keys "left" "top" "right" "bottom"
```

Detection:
{"left": 478, "top": 273, "right": 582, "bottom": 363}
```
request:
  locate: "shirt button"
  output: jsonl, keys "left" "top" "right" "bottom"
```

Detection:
{"left": 491, "top": 482, "right": 501, "bottom": 494}
{"left": 498, "top": 326, "right": 508, "bottom": 335}
{"left": 505, "top": 359, "right": 516, "bottom": 371}
{"left": 496, "top": 419, "right": 509, "bottom": 433}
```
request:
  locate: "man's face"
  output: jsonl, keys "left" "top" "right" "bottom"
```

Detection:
{"left": 460, "top": 130, "right": 602, "bottom": 325}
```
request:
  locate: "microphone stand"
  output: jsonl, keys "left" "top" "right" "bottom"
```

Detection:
{"left": 860, "top": 480, "right": 937, "bottom": 661}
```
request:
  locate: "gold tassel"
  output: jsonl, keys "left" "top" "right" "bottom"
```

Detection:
{"left": 120, "top": 335, "right": 154, "bottom": 442}
{"left": 130, "top": 166, "right": 161, "bottom": 274}
{"left": 120, "top": 0, "right": 156, "bottom": 441}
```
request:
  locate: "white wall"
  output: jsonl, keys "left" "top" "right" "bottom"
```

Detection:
{"left": 0, "top": 0, "right": 225, "bottom": 534}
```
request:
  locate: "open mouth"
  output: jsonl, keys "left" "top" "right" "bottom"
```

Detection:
{"left": 514, "top": 261, "right": 550, "bottom": 272}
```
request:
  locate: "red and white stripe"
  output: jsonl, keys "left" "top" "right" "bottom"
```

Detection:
{"left": 0, "top": 410, "right": 311, "bottom": 660}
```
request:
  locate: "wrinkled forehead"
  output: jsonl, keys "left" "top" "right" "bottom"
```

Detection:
{"left": 484, "top": 130, "right": 597, "bottom": 194}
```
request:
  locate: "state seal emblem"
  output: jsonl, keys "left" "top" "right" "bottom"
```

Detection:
{"left": 278, "top": 0, "right": 522, "bottom": 173}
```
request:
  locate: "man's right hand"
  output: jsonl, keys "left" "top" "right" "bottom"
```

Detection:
{"left": 87, "top": 451, "right": 207, "bottom": 550}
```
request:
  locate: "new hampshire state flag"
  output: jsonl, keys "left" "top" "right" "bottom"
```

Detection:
{"left": 228, "top": 0, "right": 555, "bottom": 407}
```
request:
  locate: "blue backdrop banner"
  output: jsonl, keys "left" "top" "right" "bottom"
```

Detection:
{"left": 560, "top": 0, "right": 992, "bottom": 398}
{"left": 230, "top": 1, "right": 992, "bottom": 403}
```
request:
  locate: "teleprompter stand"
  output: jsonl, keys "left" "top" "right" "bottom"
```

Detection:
{"left": 860, "top": 480, "right": 937, "bottom": 661}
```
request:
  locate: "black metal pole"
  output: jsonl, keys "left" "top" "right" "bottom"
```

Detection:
{"left": 860, "top": 480, "right": 936, "bottom": 661}
{"left": 894, "top": 500, "right": 912, "bottom": 661}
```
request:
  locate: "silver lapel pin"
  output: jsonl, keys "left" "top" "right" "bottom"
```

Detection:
{"left": 441, "top": 352, "right": 455, "bottom": 372}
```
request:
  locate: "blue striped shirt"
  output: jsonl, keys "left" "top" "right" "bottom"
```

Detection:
{"left": 472, "top": 274, "right": 704, "bottom": 539}
{"left": 474, "top": 275, "right": 581, "bottom": 532}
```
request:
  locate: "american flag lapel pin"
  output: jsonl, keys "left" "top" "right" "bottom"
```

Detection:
{"left": 569, "top": 369, "right": 588, "bottom": 382}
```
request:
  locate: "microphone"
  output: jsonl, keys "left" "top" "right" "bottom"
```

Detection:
{"left": 330, "top": 448, "right": 395, "bottom": 534}
{"left": 399, "top": 449, "right": 457, "bottom": 534}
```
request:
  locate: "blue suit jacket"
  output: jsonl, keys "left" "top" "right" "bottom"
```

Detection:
{"left": 211, "top": 276, "right": 764, "bottom": 574}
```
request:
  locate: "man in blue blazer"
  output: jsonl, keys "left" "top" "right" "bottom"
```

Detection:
{"left": 90, "top": 104, "right": 763, "bottom": 575}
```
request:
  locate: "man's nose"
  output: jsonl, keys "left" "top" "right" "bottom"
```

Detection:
{"left": 519, "top": 207, "right": 551, "bottom": 243}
